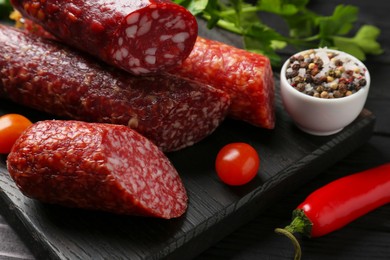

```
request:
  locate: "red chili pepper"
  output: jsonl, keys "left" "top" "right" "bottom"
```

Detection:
{"left": 275, "top": 163, "right": 390, "bottom": 260}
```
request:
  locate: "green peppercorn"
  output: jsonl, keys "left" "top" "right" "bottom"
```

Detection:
{"left": 316, "top": 86, "right": 324, "bottom": 92}
{"left": 328, "top": 70, "right": 336, "bottom": 77}
{"left": 333, "top": 90, "right": 342, "bottom": 98}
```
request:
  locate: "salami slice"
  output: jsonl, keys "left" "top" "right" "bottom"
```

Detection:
{"left": 169, "top": 37, "right": 275, "bottom": 129}
{"left": 7, "top": 120, "right": 188, "bottom": 219}
{"left": 10, "top": 0, "right": 198, "bottom": 75}
{"left": 0, "top": 25, "right": 230, "bottom": 152}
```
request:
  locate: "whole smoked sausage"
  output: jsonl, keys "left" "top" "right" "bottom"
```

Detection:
{"left": 9, "top": 16, "right": 275, "bottom": 129}
{"left": 0, "top": 25, "right": 230, "bottom": 152}
{"left": 10, "top": 0, "right": 198, "bottom": 75}
{"left": 170, "top": 37, "right": 275, "bottom": 129}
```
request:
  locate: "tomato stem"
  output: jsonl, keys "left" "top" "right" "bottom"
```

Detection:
{"left": 274, "top": 228, "right": 302, "bottom": 260}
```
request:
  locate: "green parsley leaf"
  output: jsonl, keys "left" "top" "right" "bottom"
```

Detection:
{"left": 179, "top": 0, "right": 209, "bottom": 16}
{"left": 316, "top": 5, "right": 358, "bottom": 46}
{"left": 352, "top": 25, "right": 383, "bottom": 55}
{"left": 0, "top": 0, "right": 12, "bottom": 19}
{"left": 332, "top": 25, "right": 383, "bottom": 60}
{"left": 257, "top": 0, "right": 299, "bottom": 16}
{"left": 172, "top": 0, "right": 383, "bottom": 66}
{"left": 244, "top": 22, "right": 286, "bottom": 65}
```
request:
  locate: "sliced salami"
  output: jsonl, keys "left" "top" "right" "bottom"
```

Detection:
{"left": 7, "top": 120, "right": 188, "bottom": 219}
{"left": 0, "top": 25, "right": 230, "bottom": 152}
{"left": 169, "top": 37, "right": 275, "bottom": 129}
{"left": 10, "top": 0, "right": 198, "bottom": 75}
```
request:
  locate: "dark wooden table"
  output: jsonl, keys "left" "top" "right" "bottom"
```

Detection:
{"left": 1, "top": 1, "right": 389, "bottom": 259}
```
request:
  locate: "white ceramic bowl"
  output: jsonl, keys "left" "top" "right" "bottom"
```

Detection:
{"left": 280, "top": 48, "right": 370, "bottom": 136}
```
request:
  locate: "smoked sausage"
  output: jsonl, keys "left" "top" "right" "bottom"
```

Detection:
{"left": 10, "top": 0, "right": 198, "bottom": 75}
{"left": 9, "top": 15, "right": 275, "bottom": 129}
{"left": 170, "top": 37, "right": 275, "bottom": 129}
{"left": 7, "top": 120, "right": 188, "bottom": 219}
{"left": 0, "top": 25, "right": 230, "bottom": 152}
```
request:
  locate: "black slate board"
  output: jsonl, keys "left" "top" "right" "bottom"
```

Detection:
{"left": 0, "top": 84, "right": 375, "bottom": 260}
{"left": 0, "top": 19, "right": 376, "bottom": 260}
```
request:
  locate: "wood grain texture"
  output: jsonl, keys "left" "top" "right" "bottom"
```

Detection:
{"left": 0, "top": 78, "right": 375, "bottom": 259}
{"left": 0, "top": 0, "right": 386, "bottom": 257}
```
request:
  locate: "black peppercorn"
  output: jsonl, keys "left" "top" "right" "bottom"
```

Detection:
{"left": 286, "top": 70, "right": 298, "bottom": 78}
{"left": 347, "top": 82, "right": 356, "bottom": 91}
{"left": 334, "top": 59, "right": 343, "bottom": 66}
{"left": 359, "top": 78, "right": 367, "bottom": 86}
{"left": 292, "top": 63, "right": 300, "bottom": 70}
{"left": 304, "top": 74, "right": 313, "bottom": 83}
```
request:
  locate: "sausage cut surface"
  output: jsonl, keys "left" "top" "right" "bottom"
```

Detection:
{"left": 7, "top": 120, "right": 188, "bottom": 219}
{"left": 10, "top": 0, "right": 198, "bottom": 75}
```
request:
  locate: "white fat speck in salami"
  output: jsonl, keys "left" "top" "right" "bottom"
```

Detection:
{"left": 126, "top": 25, "right": 138, "bottom": 38}
{"left": 160, "top": 35, "right": 172, "bottom": 41}
{"left": 158, "top": 15, "right": 173, "bottom": 23}
{"left": 121, "top": 48, "right": 129, "bottom": 58}
{"left": 139, "top": 15, "right": 149, "bottom": 26}
{"left": 7, "top": 120, "right": 188, "bottom": 219}
{"left": 172, "top": 32, "right": 190, "bottom": 43}
{"left": 177, "top": 43, "right": 185, "bottom": 51}
{"left": 145, "top": 48, "right": 157, "bottom": 55}
{"left": 151, "top": 10, "right": 159, "bottom": 19}
{"left": 12, "top": 0, "right": 198, "bottom": 75}
{"left": 164, "top": 53, "right": 175, "bottom": 59}
{"left": 128, "top": 57, "right": 140, "bottom": 66}
{"left": 166, "top": 16, "right": 181, "bottom": 28}
{"left": 173, "top": 20, "right": 186, "bottom": 30}
{"left": 145, "top": 55, "right": 156, "bottom": 64}
{"left": 137, "top": 21, "right": 152, "bottom": 36}
{"left": 115, "top": 50, "right": 123, "bottom": 61}
{"left": 126, "top": 13, "right": 140, "bottom": 25}
{"left": 131, "top": 67, "right": 150, "bottom": 74}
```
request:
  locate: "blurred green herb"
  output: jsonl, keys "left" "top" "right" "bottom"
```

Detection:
{"left": 173, "top": 0, "right": 383, "bottom": 66}
{"left": 0, "top": 0, "right": 12, "bottom": 19}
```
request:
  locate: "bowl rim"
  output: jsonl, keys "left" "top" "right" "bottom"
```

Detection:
{"left": 280, "top": 47, "right": 371, "bottom": 104}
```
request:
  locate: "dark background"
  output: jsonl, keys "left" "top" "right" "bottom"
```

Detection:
{"left": 1, "top": 0, "right": 389, "bottom": 259}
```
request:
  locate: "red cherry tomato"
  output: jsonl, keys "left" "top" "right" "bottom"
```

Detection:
{"left": 215, "top": 142, "right": 260, "bottom": 186}
{"left": 0, "top": 114, "right": 33, "bottom": 154}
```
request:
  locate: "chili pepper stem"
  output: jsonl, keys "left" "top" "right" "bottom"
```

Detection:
{"left": 275, "top": 210, "right": 313, "bottom": 260}
{"left": 275, "top": 227, "right": 302, "bottom": 260}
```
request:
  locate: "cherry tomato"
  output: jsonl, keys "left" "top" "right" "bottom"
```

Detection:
{"left": 215, "top": 142, "right": 260, "bottom": 186}
{"left": 0, "top": 114, "right": 33, "bottom": 154}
